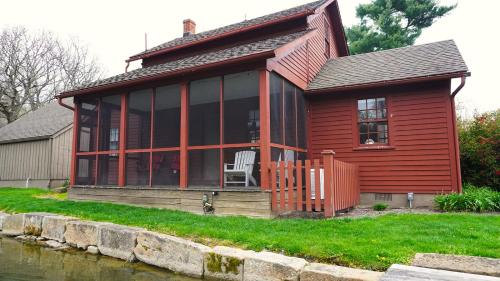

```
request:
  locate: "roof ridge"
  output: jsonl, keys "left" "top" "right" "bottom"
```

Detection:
{"left": 339, "top": 40, "right": 456, "bottom": 60}
{"left": 129, "top": 0, "right": 326, "bottom": 60}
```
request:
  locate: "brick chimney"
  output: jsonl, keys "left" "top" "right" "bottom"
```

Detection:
{"left": 183, "top": 19, "right": 196, "bottom": 37}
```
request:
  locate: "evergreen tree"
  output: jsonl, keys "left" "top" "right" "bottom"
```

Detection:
{"left": 346, "top": 0, "right": 456, "bottom": 54}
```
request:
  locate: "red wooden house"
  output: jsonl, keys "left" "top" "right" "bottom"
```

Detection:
{"left": 57, "top": 0, "right": 469, "bottom": 217}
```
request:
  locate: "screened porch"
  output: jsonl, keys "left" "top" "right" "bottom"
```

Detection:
{"left": 73, "top": 70, "right": 308, "bottom": 190}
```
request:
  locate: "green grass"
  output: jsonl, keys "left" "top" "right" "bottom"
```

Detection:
{"left": 1, "top": 188, "right": 499, "bottom": 271}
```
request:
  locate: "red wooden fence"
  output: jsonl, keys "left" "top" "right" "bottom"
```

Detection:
{"left": 270, "top": 150, "right": 360, "bottom": 217}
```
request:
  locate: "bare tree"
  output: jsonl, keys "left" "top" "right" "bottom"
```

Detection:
{"left": 0, "top": 26, "right": 103, "bottom": 123}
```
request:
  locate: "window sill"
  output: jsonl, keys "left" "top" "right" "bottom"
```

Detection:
{"left": 353, "top": 145, "right": 395, "bottom": 151}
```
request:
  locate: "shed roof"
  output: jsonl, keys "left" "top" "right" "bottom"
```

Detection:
{"left": 0, "top": 101, "right": 73, "bottom": 144}
{"left": 128, "top": 0, "right": 327, "bottom": 61}
{"left": 60, "top": 30, "right": 311, "bottom": 97}
{"left": 307, "top": 40, "right": 469, "bottom": 92}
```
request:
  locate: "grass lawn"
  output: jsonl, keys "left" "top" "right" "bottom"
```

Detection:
{"left": 1, "top": 188, "right": 499, "bottom": 271}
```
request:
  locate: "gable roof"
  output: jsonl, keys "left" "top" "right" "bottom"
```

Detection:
{"left": 128, "top": 0, "right": 327, "bottom": 62}
{"left": 307, "top": 40, "right": 469, "bottom": 92}
{"left": 0, "top": 101, "right": 73, "bottom": 144}
{"left": 59, "top": 30, "right": 312, "bottom": 97}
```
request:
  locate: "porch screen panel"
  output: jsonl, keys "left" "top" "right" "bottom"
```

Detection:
{"left": 223, "top": 71, "right": 259, "bottom": 144}
{"left": 270, "top": 73, "right": 283, "bottom": 144}
{"left": 154, "top": 85, "right": 180, "bottom": 148}
{"left": 188, "top": 149, "right": 220, "bottom": 186}
{"left": 97, "top": 154, "right": 119, "bottom": 185}
{"left": 296, "top": 89, "right": 307, "bottom": 148}
{"left": 126, "top": 153, "right": 150, "bottom": 186}
{"left": 76, "top": 155, "right": 96, "bottom": 185}
{"left": 78, "top": 99, "right": 98, "bottom": 152}
{"left": 284, "top": 81, "right": 297, "bottom": 147}
{"left": 189, "top": 77, "right": 220, "bottom": 146}
{"left": 99, "top": 95, "right": 122, "bottom": 151}
{"left": 152, "top": 151, "right": 180, "bottom": 186}
{"left": 127, "top": 89, "right": 152, "bottom": 149}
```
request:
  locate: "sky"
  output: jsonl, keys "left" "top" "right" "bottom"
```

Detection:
{"left": 1, "top": 0, "right": 498, "bottom": 115}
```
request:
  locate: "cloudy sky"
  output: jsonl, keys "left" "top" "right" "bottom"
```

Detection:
{"left": 1, "top": 0, "right": 498, "bottom": 114}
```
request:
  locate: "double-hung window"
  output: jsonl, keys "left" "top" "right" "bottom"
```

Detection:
{"left": 357, "top": 97, "right": 388, "bottom": 145}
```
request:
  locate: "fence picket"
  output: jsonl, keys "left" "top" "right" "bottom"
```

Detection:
{"left": 305, "top": 160, "right": 312, "bottom": 212}
{"left": 296, "top": 160, "right": 303, "bottom": 211}
{"left": 287, "top": 161, "right": 295, "bottom": 211}
{"left": 313, "top": 159, "right": 321, "bottom": 212}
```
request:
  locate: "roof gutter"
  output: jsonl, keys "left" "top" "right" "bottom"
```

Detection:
{"left": 58, "top": 50, "right": 275, "bottom": 98}
{"left": 126, "top": 10, "right": 314, "bottom": 62}
{"left": 57, "top": 96, "right": 75, "bottom": 111}
{"left": 305, "top": 72, "right": 471, "bottom": 94}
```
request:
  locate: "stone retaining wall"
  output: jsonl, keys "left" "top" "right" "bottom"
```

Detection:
{"left": 0, "top": 211, "right": 383, "bottom": 281}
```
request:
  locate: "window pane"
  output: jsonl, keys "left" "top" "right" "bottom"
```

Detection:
{"left": 284, "top": 81, "right": 296, "bottom": 147}
{"left": 126, "top": 153, "right": 150, "bottom": 186}
{"left": 359, "top": 123, "right": 368, "bottom": 134}
{"left": 367, "top": 109, "right": 376, "bottom": 119}
{"left": 154, "top": 85, "right": 181, "bottom": 148}
{"left": 223, "top": 148, "right": 260, "bottom": 187}
{"left": 224, "top": 71, "right": 260, "bottom": 144}
{"left": 99, "top": 95, "right": 121, "bottom": 151}
{"left": 377, "top": 98, "right": 386, "bottom": 109}
{"left": 358, "top": 110, "right": 367, "bottom": 121}
{"left": 270, "top": 73, "right": 283, "bottom": 144}
{"left": 97, "top": 154, "right": 119, "bottom": 185}
{"left": 360, "top": 133, "right": 368, "bottom": 144}
{"left": 368, "top": 122, "right": 377, "bottom": 133}
{"left": 189, "top": 77, "right": 220, "bottom": 146}
{"left": 367, "top": 98, "right": 376, "bottom": 110}
{"left": 152, "top": 151, "right": 180, "bottom": 186}
{"left": 78, "top": 99, "right": 98, "bottom": 152}
{"left": 357, "top": 99, "right": 366, "bottom": 110}
{"left": 296, "top": 89, "right": 307, "bottom": 148}
{"left": 377, "top": 122, "right": 388, "bottom": 144}
{"left": 127, "top": 89, "right": 152, "bottom": 149}
{"left": 188, "top": 149, "right": 220, "bottom": 186}
{"left": 76, "top": 156, "right": 96, "bottom": 185}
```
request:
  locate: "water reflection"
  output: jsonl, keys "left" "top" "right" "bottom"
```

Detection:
{"left": 0, "top": 237, "right": 200, "bottom": 281}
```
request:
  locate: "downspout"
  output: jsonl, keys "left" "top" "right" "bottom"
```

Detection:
{"left": 125, "top": 61, "right": 130, "bottom": 73}
{"left": 450, "top": 75, "right": 466, "bottom": 193}
{"left": 58, "top": 96, "right": 75, "bottom": 111}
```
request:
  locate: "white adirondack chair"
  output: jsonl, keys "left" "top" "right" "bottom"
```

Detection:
{"left": 224, "top": 151, "right": 257, "bottom": 187}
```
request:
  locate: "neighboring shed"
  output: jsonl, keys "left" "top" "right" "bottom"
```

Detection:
{"left": 0, "top": 101, "right": 73, "bottom": 188}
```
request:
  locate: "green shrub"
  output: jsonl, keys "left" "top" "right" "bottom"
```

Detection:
{"left": 458, "top": 109, "right": 499, "bottom": 190}
{"left": 434, "top": 183, "right": 500, "bottom": 212}
{"left": 373, "top": 203, "right": 388, "bottom": 211}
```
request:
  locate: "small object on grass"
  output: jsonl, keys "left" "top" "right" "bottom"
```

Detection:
{"left": 373, "top": 203, "right": 388, "bottom": 211}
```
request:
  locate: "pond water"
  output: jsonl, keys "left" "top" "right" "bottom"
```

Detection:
{"left": 0, "top": 236, "right": 201, "bottom": 281}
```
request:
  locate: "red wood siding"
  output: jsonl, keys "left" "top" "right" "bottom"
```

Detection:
{"left": 306, "top": 11, "right": 339, "bottom": 80}
{"left": 271, "top": 10, "right": 340, "bottom": 88}
{"left": 308, "top": 80, "right": 460, "bottom": 194}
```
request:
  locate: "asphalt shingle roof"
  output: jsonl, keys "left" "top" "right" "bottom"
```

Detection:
{"left": 0, "top": 101, "right": 73, "bottom": 144}
{"left": 308, "top": 40, "right": 469, "bottom": 91}
{"left": 130, "top": 0, "right": 326, "bottom": 59}
{"left": 69, "top": 30, "right": 311, "bottom": 93}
